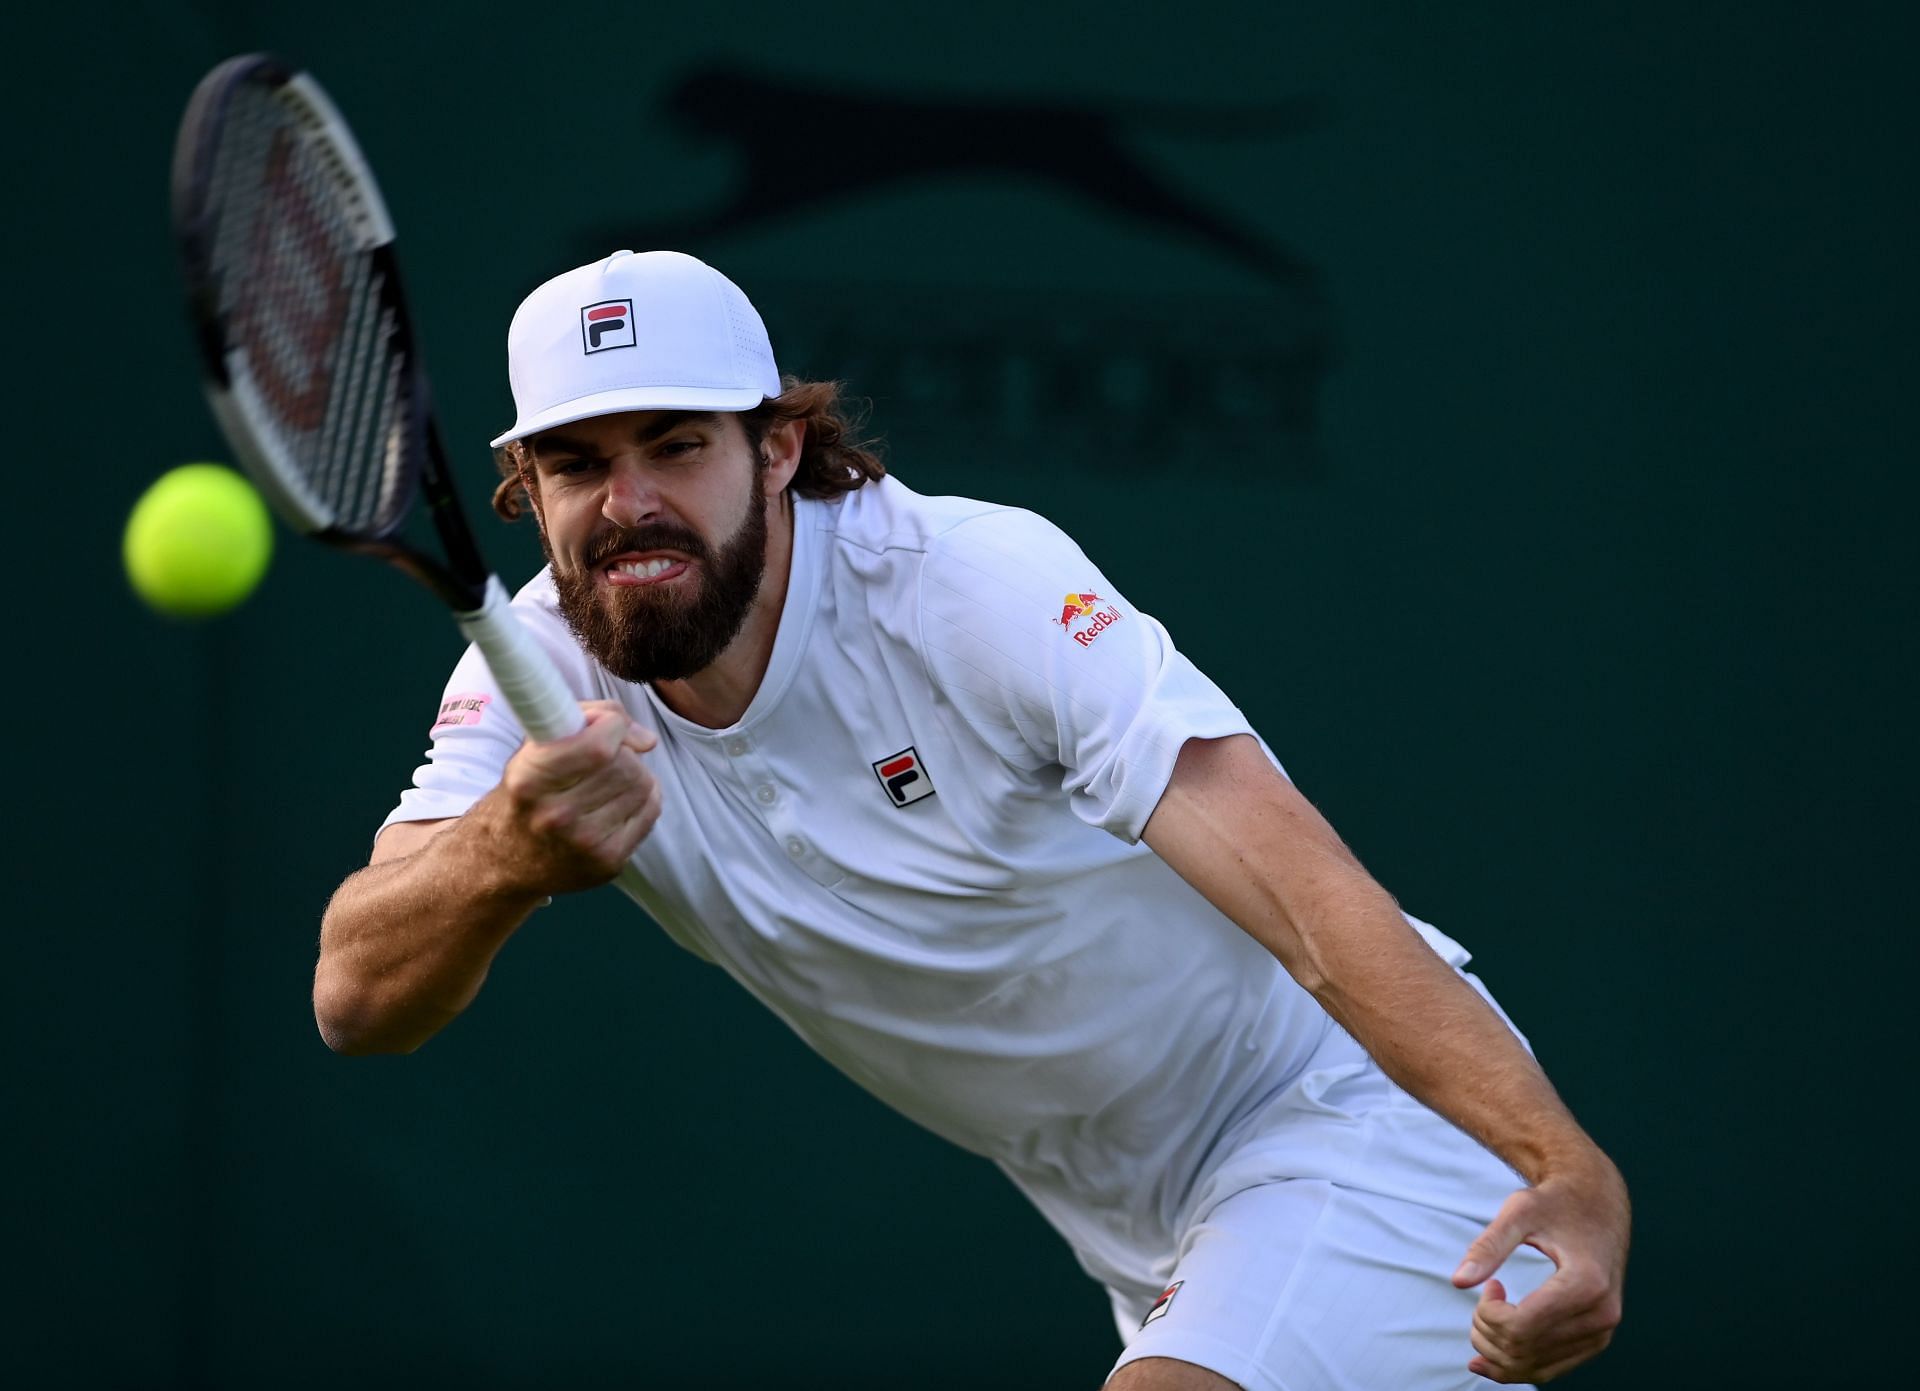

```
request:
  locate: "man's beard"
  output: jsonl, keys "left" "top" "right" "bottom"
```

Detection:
{"left": 548, "top": 477, "right": 769, "bottom": 684}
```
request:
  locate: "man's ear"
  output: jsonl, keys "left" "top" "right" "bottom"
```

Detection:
{"left": 517, "top": 452, "right": 546, "bottom": 525}
{"left": 762, "top": 417, "right": 805, "bottom": 496}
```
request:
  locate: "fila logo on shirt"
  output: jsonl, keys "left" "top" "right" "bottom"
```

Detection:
{"left": 1141, "top": 1280, "right": 1183, "bottom": 1328}
{"left": 581, "top": 299, "right": 636, "bottom": 353}
{"left": 872, "top": 747, "right": 936, "bottom": 807}
{"left": 1054, "top": 590, "right": 1124, "bottom": 648}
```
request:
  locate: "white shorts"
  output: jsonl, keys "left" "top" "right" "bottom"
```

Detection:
{"left": 1106, "top": 973, "right": 1557, "bottom": 1390}
{"left": 1107, "top": 1178, "right": 1555, "bottom": 1390}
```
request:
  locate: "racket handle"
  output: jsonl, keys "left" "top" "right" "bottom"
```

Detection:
{"left": 455, "top": 575, "right": 586, "bottom": 742}
{"left": 455, "top": 574, "right": 652, "bottom": 903}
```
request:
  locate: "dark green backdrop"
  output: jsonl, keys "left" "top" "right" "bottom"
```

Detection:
{"left": 11, "top": 4, "right": 1913, "bottom": 1387}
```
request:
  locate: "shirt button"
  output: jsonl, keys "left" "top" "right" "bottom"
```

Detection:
{"left": 755, "top": 785, "right": 777, "bottom": 805}
{"left": 785, "top": 837, "right": 806, "bottom": 858}
{"left": 725, "top": 737, "right": 749, "bottom": 756}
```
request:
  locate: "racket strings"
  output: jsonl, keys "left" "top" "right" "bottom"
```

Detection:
{"left": 203, "top": 83, "right": 411, "bottom": 538}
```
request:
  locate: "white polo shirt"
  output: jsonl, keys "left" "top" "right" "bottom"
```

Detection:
{"left": 382, "top": 476, "right": 1471, "bottom": 1299}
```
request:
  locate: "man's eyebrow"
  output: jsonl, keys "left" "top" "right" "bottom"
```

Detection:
{"left": 528, "top": 412, "right": 720, "bottom": 456}
{"left": 527, "top": 432, "right": 592, "bottom": 457}
{"left": 637, "top": 411, "right": 719, "bottom": 442}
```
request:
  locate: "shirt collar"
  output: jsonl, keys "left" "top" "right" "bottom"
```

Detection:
{"left": 645, "top": 493, "right": 827, "bottom": 739}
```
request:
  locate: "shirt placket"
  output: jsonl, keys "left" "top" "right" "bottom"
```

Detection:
{"left": 716, "top": 730, "right": 843, "bottom": 887}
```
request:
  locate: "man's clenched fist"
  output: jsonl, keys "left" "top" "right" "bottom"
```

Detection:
{"left": 485, "top": 700, "right": 662, "bottom": 895}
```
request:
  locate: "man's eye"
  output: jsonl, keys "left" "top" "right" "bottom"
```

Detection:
{"left": 658, "top": 439, "right": 702, "bottom": 459}
{"left": 551, "top": 457, "right": 598, "bottom": 475}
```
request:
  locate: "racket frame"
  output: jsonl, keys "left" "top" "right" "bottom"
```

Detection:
{"left": 173, "top": 53, "right": 491, "bottom": 614}
{"left": 172, "top": 54, "right": 648, "bottom": 823}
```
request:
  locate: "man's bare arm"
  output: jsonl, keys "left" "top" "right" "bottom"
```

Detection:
{"left": 314, "top": 702, "right": 661, "bottom": 1055}
{"left": 1143, "top": 734, "right": 1587, "bottom": 1177}
{"left": 316, "top": 813, "right": 545, "bottom": 1054}
{"left": 1142, "top": 734, "right": 1626, "bottom": 1384}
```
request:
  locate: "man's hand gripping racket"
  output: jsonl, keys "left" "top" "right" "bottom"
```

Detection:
{"left": 173, "top": 53, "right": 651, "bottom": 900}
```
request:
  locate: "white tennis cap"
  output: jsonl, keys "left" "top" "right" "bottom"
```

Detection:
{"left": 489, "top": 249, "right": 781, "bottom": 448}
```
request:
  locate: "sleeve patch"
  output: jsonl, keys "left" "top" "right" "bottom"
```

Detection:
{"left": 1052, "top": 587, "right": 1121, "bottom": 649}
{"left": 430, "top": 692, "right": 493, "bottom": 734}
{"left": 1054, "top": 590, "right": 1125, "bottom": 648}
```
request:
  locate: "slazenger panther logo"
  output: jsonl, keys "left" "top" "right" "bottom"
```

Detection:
{"left": 1054, "top": 591, "right": 1124, "bottom": 648}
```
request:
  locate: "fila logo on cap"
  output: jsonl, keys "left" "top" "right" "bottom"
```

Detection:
{"left": 580, "top": 299, "right": 636, "bottom": 353}
{"left": 873, "top": 747, "right": 936, "bottom": 807}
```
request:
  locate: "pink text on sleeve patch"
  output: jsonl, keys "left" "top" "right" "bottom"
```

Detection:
{"left": 431, "top": 692, "right": 493, "bottom": 734}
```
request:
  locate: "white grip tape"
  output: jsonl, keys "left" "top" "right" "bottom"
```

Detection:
{"left": 455, "top": 576, "right": 584, "bottom": 742}
{"left": 455, "top": 575, "right": 649, "bottom": 900}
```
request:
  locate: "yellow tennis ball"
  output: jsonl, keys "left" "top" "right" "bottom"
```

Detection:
{"left": 124, "top": 463, "right": 274, "bottom": 618}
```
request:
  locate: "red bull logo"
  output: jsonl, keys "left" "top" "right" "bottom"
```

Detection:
{"left": 1071, "top": 606, "right": 1122, "bottom": 646}
{"left": 1054, "top": 591, "right": 1123, "bottom": 647}
{"left": 1055, "top": 592, "right": 1102, "bottom": 627}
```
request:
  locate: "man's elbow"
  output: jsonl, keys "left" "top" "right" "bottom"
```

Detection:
{"left": 313, "top": 982, "right": 430, "bottom": 1056}
{"left": 316, "top": 1017, "right": 407, "bottom": 1056}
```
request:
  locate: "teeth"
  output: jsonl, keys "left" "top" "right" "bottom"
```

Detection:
{"left": 613, "top": 557, "right": 676, "bottom": 579}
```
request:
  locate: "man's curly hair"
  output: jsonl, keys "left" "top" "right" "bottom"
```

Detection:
{"left": 490, "top": 378, "right": 886, "bottom": 521}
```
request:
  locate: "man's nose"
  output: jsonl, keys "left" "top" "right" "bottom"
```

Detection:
{"left": 601, "top": 455, "right": 661, "bottom": 529}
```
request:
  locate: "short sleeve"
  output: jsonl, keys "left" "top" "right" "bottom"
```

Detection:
{"left": 918, "top": 509, "right": 1256, "bottom": 842}
{"left": 377, "top": 640, "right": 530, "bottom": 836}
{"left": 377, "top": 573, "right": 599, "bottom": 839}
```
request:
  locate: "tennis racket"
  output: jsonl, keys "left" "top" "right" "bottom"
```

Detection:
{"left": 172, "top": 52, "right": 649, "bottom": 899}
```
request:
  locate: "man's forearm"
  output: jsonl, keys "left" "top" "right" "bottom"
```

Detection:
{"left": 1288, "top": 877, "right": 1601, "bottom": 1185}
{"left": 314, "top": 803, "right": 547, "bottom": 1055}
{"left": 1143, "top": 735, "right": 1614, "bottom": 1187}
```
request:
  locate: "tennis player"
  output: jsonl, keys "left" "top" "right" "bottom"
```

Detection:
{"left": 317, "top": 250, "right": 1628, "bottom": 1389}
